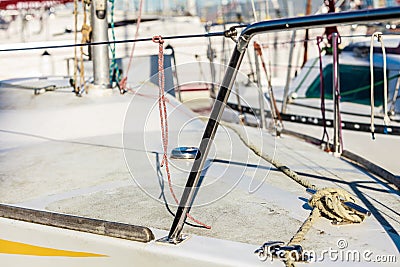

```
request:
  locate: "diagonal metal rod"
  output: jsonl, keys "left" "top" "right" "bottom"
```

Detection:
{"left": 167, "top": 44, "right": 248, "bottom": 243}
{"left": 167, "top": 7, "right": 400, "bottom": 243}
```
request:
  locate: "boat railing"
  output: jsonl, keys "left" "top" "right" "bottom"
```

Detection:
{"left": 165, "top": 6, "right": 400, "bottom": 244}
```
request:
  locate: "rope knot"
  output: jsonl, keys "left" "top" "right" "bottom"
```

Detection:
{"left": 309, "top": 188, "right": 367, "bottom": 224}
{"left": 152, "top": 35, "right": 164, "bottom": 44}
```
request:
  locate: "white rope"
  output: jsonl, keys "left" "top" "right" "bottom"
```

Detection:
{"left": 370, "top": 32, "right": 390, "bottom": 139}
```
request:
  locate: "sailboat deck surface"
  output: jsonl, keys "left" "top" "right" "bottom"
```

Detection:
{"left": 0, "top": 80, "right": 398, "bottom": 260}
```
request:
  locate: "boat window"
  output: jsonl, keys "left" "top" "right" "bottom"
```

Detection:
{"left": 305, "top": 64, "right": 385, "bottom": 106}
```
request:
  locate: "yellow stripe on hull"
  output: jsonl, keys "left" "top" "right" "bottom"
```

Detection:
{"left": 0, "top": 239, "right": 107, "bottom": 257}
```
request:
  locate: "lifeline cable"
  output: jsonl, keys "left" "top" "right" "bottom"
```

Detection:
{"left": 1, "top": 31, "right": 399, "bottom": 54}
{"left": 0, "top": 32, "right": 227, "bottom": 53}
{"left": 153, "top": 36, "right": 210, "bottom": 230}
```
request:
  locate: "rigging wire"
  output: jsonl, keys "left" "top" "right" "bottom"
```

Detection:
{"left": 119, "top": 0, "right": 144, "bottom": 90}
{"left": 0, "top": 31, "right": 398, "bottom": 54}
{"left": 154, "top": 152, "right": 208, "bottom": 229}
{"left": 153, "top": 36, "right": 210, "bottom": 230}
{"left": 0, "top": 32, "right": 227, "bottom": 53}
{"left": 250, "top": 0, "right": 258, "bottom": 22}
{"left": 316, "top": 36, "right": 330, "bottom": 147}
{"left": 370, "top": 32, "right": 390, "bottom": 139}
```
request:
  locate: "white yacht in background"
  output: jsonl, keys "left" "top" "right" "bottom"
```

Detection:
{"left": 0, "top": 2, "right": 399, "bottom": 267}
{"left": 278, "top": 35, "right": 400, "bottom": 175}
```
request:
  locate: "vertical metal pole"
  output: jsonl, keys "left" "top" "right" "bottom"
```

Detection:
{"left": 66, "top": 58, "right": 71, "bottom": 77}
{"left": 301, "top": 0, "right": 312, "bottom": 68}
{"left": 254, "top": 45, "right": 267, "bottom": 130}
{"left": 281, "top": 30, "right": 296, "bottom": 114}
{"left": 91, "top": 0, "right": 110, "bottom": 88}
{"left": 167, "top": 40, "right": 248, "bottom": 243}
{"left": 206, "top": 25, "right": 217, "bottom": 98}
{"left": 245, "top": 48, "right": 256, "bottom": 84}
{"left": 332, "top": 33, "right": 341, "bottom": 154}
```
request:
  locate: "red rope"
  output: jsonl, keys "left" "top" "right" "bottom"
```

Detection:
{"left": 152, "top": 36, "right": 210, "bottom": 229}
{"left": 120, "top": 0, "right": 144, "bottom": 90}
{"left": 253, "top": 42, "right": 282, "bottom": 125}
{"left": 153, "top": 36, "right": 168, "bottom": 167}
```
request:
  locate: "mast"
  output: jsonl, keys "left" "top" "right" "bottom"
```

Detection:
{"left": 163, "top": 0, "right": 170, "bottom": 15}
{"left": 187, "top": 0, "right": 197, "bottom": 16}
{"left": 301, "top": 0, "right": 312, "bottom": 68}
{"left": 91, "top": 0, "right": 110, "bottom": 88}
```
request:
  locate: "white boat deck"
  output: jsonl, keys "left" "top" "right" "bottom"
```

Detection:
{"left": 0, "top": 78, "right": 398, "bottom": 265}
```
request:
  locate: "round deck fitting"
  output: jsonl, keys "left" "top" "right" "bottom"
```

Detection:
{"left": 170, "top": 147, "right": 199, "bottom": 159}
